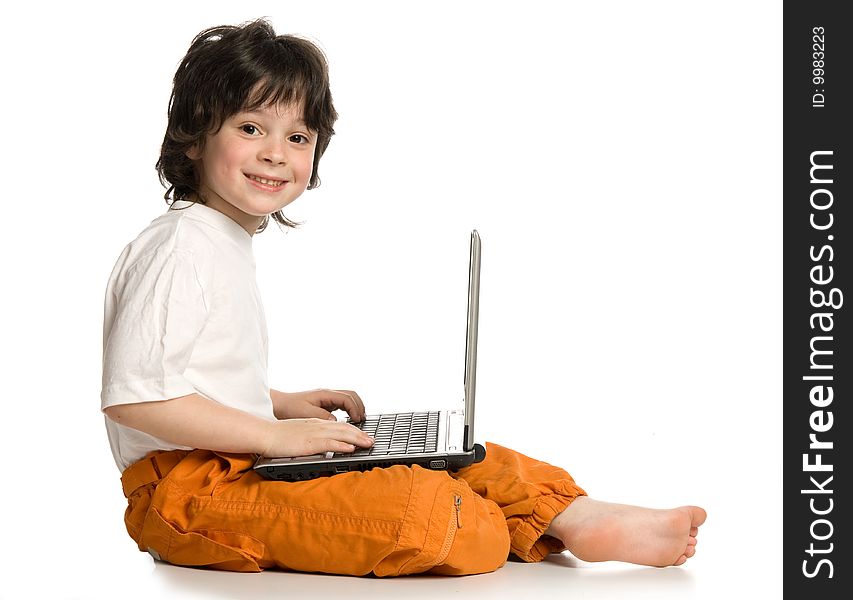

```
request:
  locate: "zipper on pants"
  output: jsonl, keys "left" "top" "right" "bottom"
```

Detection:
{"left": 435, "top": 493, "right": 464, "bottom": 566}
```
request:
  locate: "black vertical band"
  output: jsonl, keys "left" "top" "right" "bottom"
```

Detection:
{"left": 783, "top": 2, "right": 851, "bottom": 596}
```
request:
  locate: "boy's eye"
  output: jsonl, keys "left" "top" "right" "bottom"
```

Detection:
{"left": 289, "top": 134, "right": 309, "bottom": 144}
{"left": 240, "top": 124, "right": 260, "bottom": 135}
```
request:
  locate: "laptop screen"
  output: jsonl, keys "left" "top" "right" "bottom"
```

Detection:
{"left": 463, "top": 230, "right": 481, "bottom": 451}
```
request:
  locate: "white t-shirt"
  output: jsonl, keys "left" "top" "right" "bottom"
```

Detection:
{"left": 101, "top": 202, "right": 275, "bottom": 471}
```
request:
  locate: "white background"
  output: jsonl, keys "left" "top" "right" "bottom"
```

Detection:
{"left": 0, "top": 1, "right": 780, "bottom": 598}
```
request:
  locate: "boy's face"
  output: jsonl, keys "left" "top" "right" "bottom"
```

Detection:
{"left": 187, "top": 102, "right": 317, "bottom": 235}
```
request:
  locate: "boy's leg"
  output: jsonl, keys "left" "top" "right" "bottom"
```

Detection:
{"left": 447, "top": 442, "right": 587, "bottom": 563}
{"left": 121, "top": 449, "right": 510, "bottom": 576}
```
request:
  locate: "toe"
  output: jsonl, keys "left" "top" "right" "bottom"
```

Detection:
{"left": 673, "top": 554, "right": 687, "bottom": 566}
{"left": 689, "top": 506, "right": 707, "bottom": 527}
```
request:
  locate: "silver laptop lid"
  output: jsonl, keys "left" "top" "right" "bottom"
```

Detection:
{"left": 463, "top": 230, "right": 481, "bottom": 451}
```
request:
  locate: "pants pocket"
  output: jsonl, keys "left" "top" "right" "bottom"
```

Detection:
{"left": 138, "top": 507, "right": 265, "bottom": 572}
{"left": 427, "top": 480, "right": 511, "bottom": 576}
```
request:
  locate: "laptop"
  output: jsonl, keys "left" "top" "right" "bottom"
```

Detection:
{"left": 254, "top": 230, "right": 486, "bottom": 481}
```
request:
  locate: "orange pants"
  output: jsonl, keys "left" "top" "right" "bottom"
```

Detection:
{"left": 120, "top": 442, "right": 586, "bottom": 576}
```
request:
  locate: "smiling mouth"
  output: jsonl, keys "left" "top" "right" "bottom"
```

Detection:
{"left": 245, "top": 174, "right": 286, "bottom": 187}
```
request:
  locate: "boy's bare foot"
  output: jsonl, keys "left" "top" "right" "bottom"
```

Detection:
{"left": 545, "top": 497, "right": 707, "bottom": 567}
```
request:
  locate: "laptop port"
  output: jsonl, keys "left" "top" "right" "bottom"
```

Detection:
{"left": 335, "top": 466, "right": 349, "bottom": 473}
{"left": 429, "top": 459, "right": 447, "bottom": 469}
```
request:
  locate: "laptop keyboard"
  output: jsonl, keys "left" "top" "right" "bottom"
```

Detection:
{"left": 344, "top": 411, "right": 440, "bottom": 456}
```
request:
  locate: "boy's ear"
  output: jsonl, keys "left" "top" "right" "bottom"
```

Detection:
{"left": 185, "top": 144, "right": 202, "bottom": 160}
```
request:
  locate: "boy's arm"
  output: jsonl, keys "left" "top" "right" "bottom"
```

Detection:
{"left": 104, "top": 393, "right": 373, "bottom": 457}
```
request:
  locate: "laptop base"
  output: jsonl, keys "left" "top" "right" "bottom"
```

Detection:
{"left": 256, "top": 443, "right": 486, "bottom": 482}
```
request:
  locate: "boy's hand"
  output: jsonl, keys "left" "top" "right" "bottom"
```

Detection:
{"left": 271, "top": 388, "right": 366, "bottom": 422}
{"left": 260, "top": 418, "right": 374, "bottom": 458}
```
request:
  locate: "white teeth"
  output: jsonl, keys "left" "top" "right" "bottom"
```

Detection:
{"left": 248, "top": 175, "right": 283, "bottom": 186}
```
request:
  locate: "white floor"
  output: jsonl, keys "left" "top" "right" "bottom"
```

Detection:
{"left": 146, "top": 556, "right": 706, "bottom": 600}
{"left": 7, "top": 543, "right": 774, "bottom": 600}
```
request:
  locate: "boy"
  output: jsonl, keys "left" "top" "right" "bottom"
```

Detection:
{"left": 102, "top": 18, "right": 705, "bottom": 576}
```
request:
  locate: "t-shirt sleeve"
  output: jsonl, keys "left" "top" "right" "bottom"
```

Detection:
{"left": 101, "top": 249, "right": 208, "bottom": 409}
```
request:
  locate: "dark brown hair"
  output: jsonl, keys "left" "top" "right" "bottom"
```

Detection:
{"left": 156, "top": 19, "right": 338, "bottom": 231}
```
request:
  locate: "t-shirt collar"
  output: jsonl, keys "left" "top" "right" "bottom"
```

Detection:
{"left": 172, "top": 201, "right": 255, "bottom": 252}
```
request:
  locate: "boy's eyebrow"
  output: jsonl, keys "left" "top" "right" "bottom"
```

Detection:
{"left": 240, "top": 109, "right": 308, "bottom": 127}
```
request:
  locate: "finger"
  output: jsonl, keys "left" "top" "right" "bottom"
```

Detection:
{"left": 327, "top": 421, "right": 374, "bottom": 447}
{"left": 342, "top": 390, "right": 366, "bottom": 420}
{"left": 317, "top": 389, "right": 366, "bottom": 422}
{"left": 325, "top": 440, "right": 357, "bottom": 454}
{"left": 332, "top": 389, "right": 366, "bottom": 421}
{"left": 299, "top": 405, "right": 334, "bottom": 420}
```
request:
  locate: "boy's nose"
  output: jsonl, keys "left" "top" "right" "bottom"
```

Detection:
{"left": 259, "top": 140, "right": 288, "bottom": 165}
